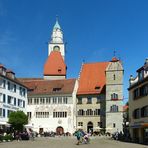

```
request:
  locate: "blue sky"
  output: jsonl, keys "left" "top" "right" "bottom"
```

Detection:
{"left": 0, "top": 0, "right": 148, "bottom": 103}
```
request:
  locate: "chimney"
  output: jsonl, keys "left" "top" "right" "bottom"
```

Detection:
{"left": 6, "top": 69, "right": 15, "bottom": 79}
{"left": 144, "top": 58, "right": 148, "bottom": 65}
{"left": 0, "top": 64, "right": 6, "bottom": 76}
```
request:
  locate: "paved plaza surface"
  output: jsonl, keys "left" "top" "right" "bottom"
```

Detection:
{"left": 0, "top": 137, "right": 148, "bottom": 148}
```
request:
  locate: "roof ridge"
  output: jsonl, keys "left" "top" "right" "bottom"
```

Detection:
{"left": 83, "top": 61, "right": 109, "bottom": 65}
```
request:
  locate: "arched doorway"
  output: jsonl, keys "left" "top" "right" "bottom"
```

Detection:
{"left": 87, "top": 122, "right": 93, "bottom": 133}
{"left": 56, "top": 126, "right": 64, "bottom": 135}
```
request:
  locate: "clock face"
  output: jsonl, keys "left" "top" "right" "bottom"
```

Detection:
{"left": 53, "top": 46, "right": 60, "bottom": 51}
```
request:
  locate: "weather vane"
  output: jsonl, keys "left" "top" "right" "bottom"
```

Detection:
{"left": 56, "top": 15, "right": 59, "bottom": 22}
{"left": 113, "top": 49, "right": 116, "bottom": 57}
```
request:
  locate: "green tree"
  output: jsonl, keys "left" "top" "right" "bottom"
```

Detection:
{"left": 8, "top": 111, "right": 28, "bottom": 131}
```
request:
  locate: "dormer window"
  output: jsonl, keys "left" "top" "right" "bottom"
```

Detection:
{"left": 95, "top": 86, "right": 100, "bottom": 90}
{"left": 58, "top": 68, "right": 62, "bottom": 73}
{"left": 77, "top": 97, "right": 82, "bottom": 104}
{"left": 6, "top": 70, "right": 15, "bottom": 79}
{"left": 53, "top": 87, "right": 61, "bottom": 92}
{"left": 2, "top": 68, "right": 6, "bottom": 76}
{"left": 138, "top": 70, "right": 144, "bottom": 81}
{"left": 0, "top": 65, "right": 6, "bottom": 76}
{"left": 87, "top": 97, "right": 92, "bottom": 104}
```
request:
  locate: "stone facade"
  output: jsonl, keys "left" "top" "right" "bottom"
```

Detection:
{"left": 76, "top": 94, "right": 104, "bottom": 133}
{"left": 105, "top": 59, "right": 124, "bottom": 133}
{"left": 76, "top": 59, "right": 124, "bottom": 134}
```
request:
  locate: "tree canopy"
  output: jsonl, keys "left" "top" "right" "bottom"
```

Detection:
{"left": 8, "top": 111, "right": 28, "bottom": 131}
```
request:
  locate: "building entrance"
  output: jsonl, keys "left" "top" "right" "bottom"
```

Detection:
{"left": 87, "top": 122, "right": 93, "bottom": 133}
{"left": 56, "top": 126, "right": 64, "bottom": 135}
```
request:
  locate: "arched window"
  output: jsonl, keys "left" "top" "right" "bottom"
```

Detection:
{"left": 110, "top": 105, "right": 118, "bottom": 112}
{"left": 111, "top": 93, "right": 118, "bottom": 100}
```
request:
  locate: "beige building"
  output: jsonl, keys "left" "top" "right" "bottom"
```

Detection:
{"left": 129, "top": 58, "right": 148, "bottom": 144}
{"left": 76, "top": 57, "right": 124, "bottom": 133}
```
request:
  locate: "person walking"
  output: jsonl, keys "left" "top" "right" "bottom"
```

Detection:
{"left": 74, "top": 129, "right": 83, "bottom": 145}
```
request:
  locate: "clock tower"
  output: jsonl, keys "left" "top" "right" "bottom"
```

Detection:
{"left": 44, "top": 18, "right": 66, "bottom": 80}
{"left": 48, "top": 18, "right": 65, "bottom": 60}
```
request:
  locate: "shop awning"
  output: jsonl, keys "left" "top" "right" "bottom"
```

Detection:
{"left": 0, "top": 121, "right": 11, "bottom": 126}
{"left": 130, "top": 123, "right": 148, "bottom": 128}
{"left": 142, "top": 123, "right": 148, "bottom": 128}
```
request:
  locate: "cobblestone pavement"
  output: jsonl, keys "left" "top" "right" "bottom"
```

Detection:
{"left": 0, "top": 137, "right": 148, "bottom": 148}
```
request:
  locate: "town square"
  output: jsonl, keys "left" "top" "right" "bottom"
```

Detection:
{"left": 0, "top": 0, "right": 148, "bottom": 146}
{"left": 0, "top": 137, "right": 148, "bottom": 148}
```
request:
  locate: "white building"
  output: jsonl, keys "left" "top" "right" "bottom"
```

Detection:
{"left": 0, "top": 65, "right": 28, "bottom": 125}
{"left": 19, "top": 19, "right": 78, "bottom": 134}
{"left": 20, "top": 78, "right": 78, "bottom": 134}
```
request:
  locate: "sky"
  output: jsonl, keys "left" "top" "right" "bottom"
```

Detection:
{"left": 0, "top": 0, "right": 148, "bottom": 103}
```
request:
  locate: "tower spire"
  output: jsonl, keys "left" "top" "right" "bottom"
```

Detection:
{"left": 53, "top": 15, "right": 61, "bottom": 30}
{"left": 48, "top": 17, "right": 65, "bottom": 59}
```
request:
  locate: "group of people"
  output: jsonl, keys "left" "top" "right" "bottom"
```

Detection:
{"left": 74, "top": 129, "right": 90, "bottom": 145}
{"left": 13, "top": 128, "right": 36, "bottom": 141}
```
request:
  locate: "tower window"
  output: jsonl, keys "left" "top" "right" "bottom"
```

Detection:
{"left": 53, "top": 46, "right": 60, "bottom": 51}
{"left": 110, "top": 105, "right": 118, "bottom": 112}
{"left": 113, "top": 74, "right": 116, "bottom": 80}
{"left": 111, "top": 93, "right": 118, "bottom": 100}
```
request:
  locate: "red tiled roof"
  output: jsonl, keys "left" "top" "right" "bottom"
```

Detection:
{"left": 19, "top": 78, "right": 76, "bottom": 95}
{"left": 18, "top": 78, "right": 43, "bottom": 81}
{"left": 0, "top": 74, "right": 28, "bottom": 89}
{"left": 44, "top": 51, "right": 66, "bottom": 76}
{"left": 0, "top": 64, "right": 28, "bottom": 89}
{"left": 77, "top": 62, "right": 109, "bottom": 95}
